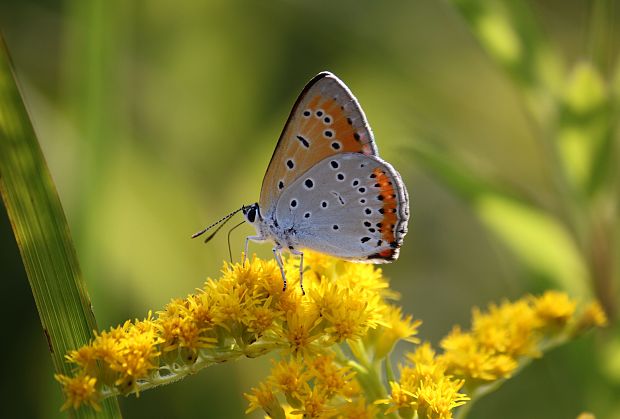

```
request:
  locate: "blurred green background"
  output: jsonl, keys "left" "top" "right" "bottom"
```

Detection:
{"left": 1, "top": 0, "right": 618, "bottom": 418}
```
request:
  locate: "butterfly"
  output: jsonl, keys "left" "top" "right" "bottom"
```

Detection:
{"left": 194, "top": 72, "right": 409, "bottom": 293}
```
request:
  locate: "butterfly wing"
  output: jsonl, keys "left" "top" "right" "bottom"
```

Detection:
{"left": 260, "top": 72, "right": 378, "bottom": 213}
{"left": 275, "top": 153, "right": 409, "bottom": 262}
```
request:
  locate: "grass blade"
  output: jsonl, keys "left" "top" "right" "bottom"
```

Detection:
{"left": 0, "top": 36, "right": 121, "bottom": 417}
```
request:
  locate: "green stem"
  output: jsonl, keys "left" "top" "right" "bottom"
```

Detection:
{"left": 588, "top": 0, "right": 616, "bottom": 78}
{"left": 343, "top": 340, "right": 397, "bottom": 418}
{"left": 0, "top": 36, "right": 121, "bottom": 418}
{"left": 101, "top": 341, "right": 286, "bottom": 399}
{"left": 385, "top": 351, "right": 396, "bottom": 384}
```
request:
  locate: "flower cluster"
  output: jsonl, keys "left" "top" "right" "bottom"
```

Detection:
{"left": 55, "top": 252, "right": 417, "bottom": 412}
{"left": 438, "top": 291, "right": 606, "bottom": 390}
{"left": 379, "top": 291, "right": 607, "bottom": 417}
{"left": 55, "top": 253, "right": 606, "bottom": 418}
{"left": 378, "top": 343, "right": 468, "bottom": 419}
{"left": 245, "top": 353, "right": 372, "bottom": 419}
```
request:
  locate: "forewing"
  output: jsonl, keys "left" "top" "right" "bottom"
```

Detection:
{"left": 259, "top": 72, "right": 378, "bottom": 212}
{"left": 275, "top": 153, "right": 409, "bottom": 262}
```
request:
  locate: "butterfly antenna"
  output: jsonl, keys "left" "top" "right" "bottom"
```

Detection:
{"left": 202, "top": 215, "right": 234, "bottom": 244}
{"left": 191, "top": 206, "right": 244, "bottom": 239}
{"left": 226, "top": 220, "right": 246, "bottom": 263}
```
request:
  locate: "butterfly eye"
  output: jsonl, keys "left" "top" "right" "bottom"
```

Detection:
{"left": 247, "top": 207, "right": 257, "bottom": 223}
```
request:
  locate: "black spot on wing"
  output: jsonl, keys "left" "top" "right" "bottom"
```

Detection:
{"left": 296, "top": 135, "right": 310, "bottom": 148}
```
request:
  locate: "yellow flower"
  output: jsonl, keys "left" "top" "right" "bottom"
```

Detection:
{"left": 440, "top": 326, "right": 518, "bottom": 381}
{"left": 210, "top": 279, "right": 250, "bottom": 326}
{"left": 322, "top": 292, "right": 377, "bottom": 343}
{"left": 472, "top": 300, "right": 540, "bottom": 358}
{"left": 291, "top": 383, "right": 334, "bottom": 419}
{"left": 338, "top": 398, "right": 379, "bottom": 419}
{"left": 307, "top": 353, "right": 358, "bottom": 398}
{"left": 256, "top": 257, "right": 293, "bottom": 297}
{"left": 377, "top": 381, "right": 415, "bottom": 417}
{"left": 575, "top": 301, "right": 608, "bottom": 333}
{"left": 279, "top": 310, "right": 323, "bottom": 355}
{"left": 65, "top": 345, "right": 98, "bottom": 376}
{"left": 55, "top": 373, "right": 100, "bottom": 411}
{"left": 374, "top": 305, "right": 422, "bottom": 359}
{"left": 339, "top": 262, "right": 389, "bottom": 292}
{"left": 269, "top": 358, "right": 311, "bottom": 403}
{"left": 533, "top": 290, "right": 576, "bottom": 328}
{"left": 55, "top": 251, "right": 605, "bottom": 419}
{"left": 413, "top": 377, "right": 468, "bottom": 419}
{"left": 186, "top": 293, "right": 216, "bottom": 330}
{"left": 244, "top": 381, "right": 285, "bottom": 419}
{"left": 244, "top": 296, "right": 284, "bottom": 338}
{"left": 390, "top": 343, "right": 469, "bottom": 419}
{"left": 400, "top": 343, "right": 446, "bottom": 391}
{"left": 110, "top": 322, "right": 162, "bottom": 393}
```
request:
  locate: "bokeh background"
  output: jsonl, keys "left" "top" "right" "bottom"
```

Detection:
{"left": 1, "top": 0, "right": 618, "bottom": 418}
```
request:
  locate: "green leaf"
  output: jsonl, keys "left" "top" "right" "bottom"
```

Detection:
{"left": 410, "top": 142, "right": 540, "bottom": 207}
{"left": 450, "top": 0, "right": 565, "bottom": 123}
{"left": 475, "top": 194, "right": 588, "bottom": 296}
{"left": 0, "top": 37, "right": 121, "bottom": 417}
{"left": 412, "top": 143, "right": 589, "bottom": 295}
{"left": 558, "top": 61, "right": 614, "bottom": 196}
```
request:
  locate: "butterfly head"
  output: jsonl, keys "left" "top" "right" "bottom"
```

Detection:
{"left": 242, "top": 203, "right": 262, "bottom": 226}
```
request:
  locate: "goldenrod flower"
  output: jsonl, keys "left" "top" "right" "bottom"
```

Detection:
{"left": 413, "top": 377, "right": 468, "bottom": 419}
{"left": 436, "top": 290, "right": 603, "bottom": 398}
{"left": 245, "top": 382, "right": 285, "bottom": 419}
{"left": 575, "top": 301, "right": 608, "bottom": 333}
{"left": 471, "top": 300, "right": 540, "bottom": 357}
{"left": 533, "top": 290, "right": 576, "bottom": 328}
{"left": 269, "top": 358, "right": 311, "bottom": 403}
{"left": 291, "top": 383, "right": 334, "bottom": 418}
{"left": 374, "top": 305, "right": 422, "bottom": 359}
{"left": 339, "top": 398, "right": 379, "bottom": 419}
{"left": 307, "top": 353, "right": 358, "bottom": 397}
{"left": 378, "top": 381, "right": 415, "bottom": 417}
{"left": 380, "top": 343, "right": 468, "bottom": 419}
{"left": 439, "top": 327, "right": 518, "bottom": 381}
{"left": 54, "top": 252, "right": 605, "bottom": 419}
{"left": 55, "top": 373, "right": 100, "bottom": 411}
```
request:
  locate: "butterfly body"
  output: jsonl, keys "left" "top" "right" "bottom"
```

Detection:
{"left": 240, "top": 72, "right": 410, "bottom": 291}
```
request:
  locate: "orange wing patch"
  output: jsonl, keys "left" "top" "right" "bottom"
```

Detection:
{"left": 260, "top": 73, "right": 377, "bottom": 210}
{"left": 367, "top": 167, "right": 402, "bottom": 261}
{"left": 299, "top": 95, "right": 374, "bottom": 157}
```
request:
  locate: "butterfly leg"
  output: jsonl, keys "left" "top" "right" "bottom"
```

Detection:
{"left": 288, "top": 248, "right": 305, "bottom": 295}
{"left": 272, "top": 246, "right": 287, "bottom": 291}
